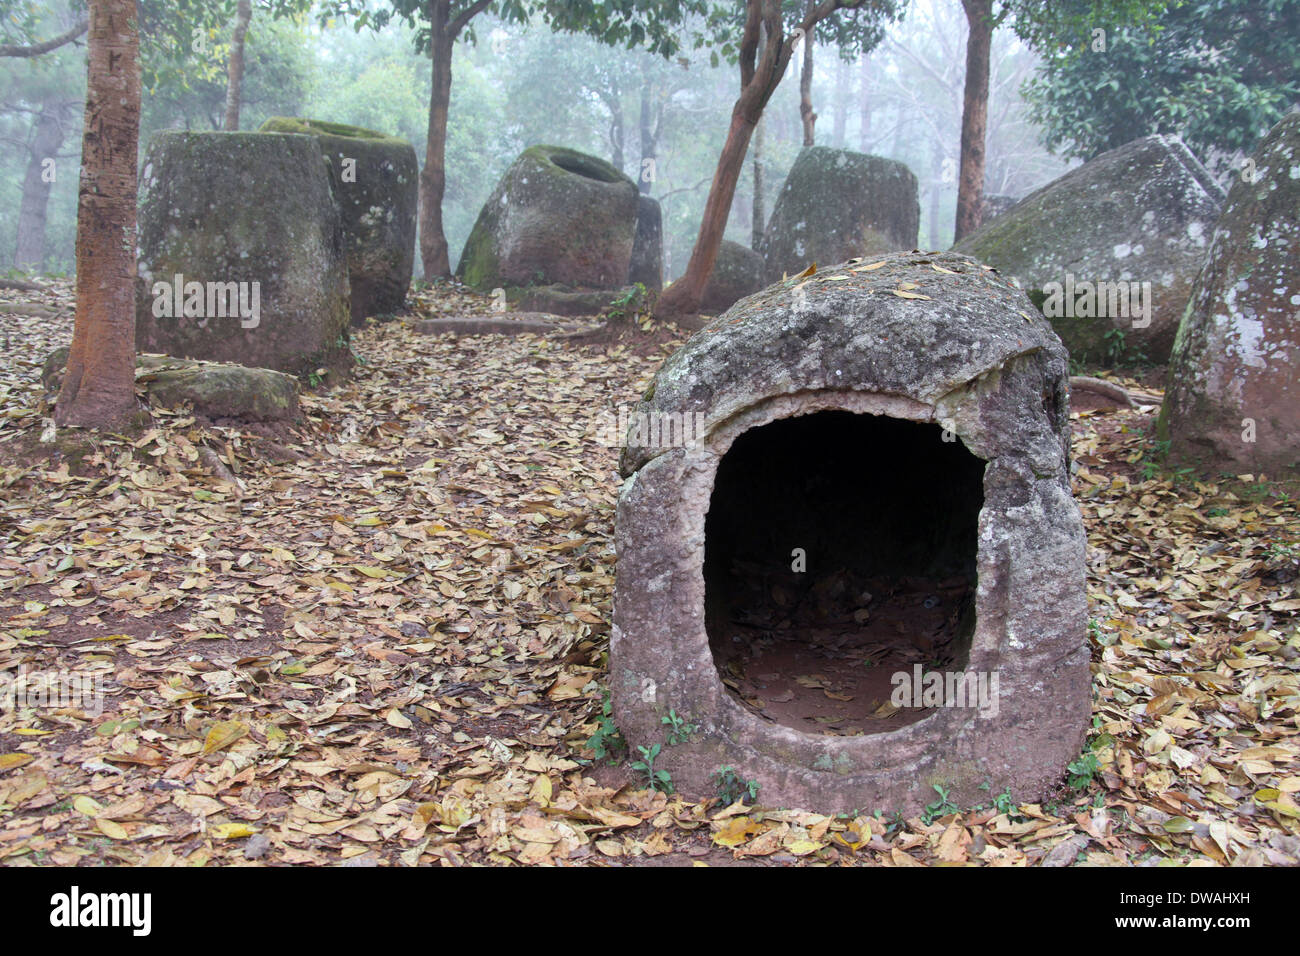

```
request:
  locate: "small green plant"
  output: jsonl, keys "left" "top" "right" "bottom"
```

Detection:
{"left": 1066, "top": 750, "right": 1100, "bottom": 790}
{"left": 1138, "top": 437, "right": 1172, "bottom": 481}
{"left": 604, "top": 282, "right": 650, "bottom": 322}
{"left": 661, "top": 708, "right": 697, "bottom": 745}
{"left": 631, "top": 743, "right": 673, "bottom": 793}
{"left": 1265, "top": 541, "right": 1299, "bottom": 560}
{"left": 921, "top": 784, "right": 959, "bottom": 825}
{"left": 712, "top": 766, "right": 760, "bottom": 805}
{"left": 992, "top": 787, "right": 1017, "bottom": 816}
{"left": 585, "top": 692, "right": 626, "bottom": 763}
{"left": 306, "top": 371, "right": 322, "bottom": 388}
{"left": 1102, "top": 327, "right": 1150, "bottom": 368}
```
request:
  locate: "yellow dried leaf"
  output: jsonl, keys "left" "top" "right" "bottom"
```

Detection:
{"left": 211, "top": 823, "right": 257, "bottom": 840}
{"left": 713, "top": 816, "right": 764, "bottom": 848}
{"left": 0, "top": 753, "right": 33, "bottom": 773}
{"left": 203, "top": 720, "right": 248, "bottom": 754}
{"left": 96, "top": 819, "right": 129, "bottom": 840}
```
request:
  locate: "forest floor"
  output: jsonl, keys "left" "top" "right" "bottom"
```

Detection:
{"left": 0, "top": 280, "right": 1297, "bottom": 867}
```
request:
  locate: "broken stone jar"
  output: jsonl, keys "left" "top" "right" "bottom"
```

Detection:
{"left": 612, "top": 251, "right": 1091, "bottom": 815}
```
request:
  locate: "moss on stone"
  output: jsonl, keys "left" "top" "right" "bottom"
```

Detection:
{"left": 458, "top": 145, "right": 638, "bottom": 291}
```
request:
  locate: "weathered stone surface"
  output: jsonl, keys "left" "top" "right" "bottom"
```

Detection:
{"left": 700, "top": 240, "right": 765, "bottom": 314}
{"left": 457, "top": 145, "right": 639, "bottom": 291}
{"left": 953, "top": 135, "right": 1225, "bottom": 362}
{"left": 135, "top": 131, "right": 352, "bottom": 379}
{"left": 980, "top": 193, "right": 1018, "bottom": 223}
{"left": 1159, "top": 112, "right": 1300, "bottom": 477}
{"left": 629, "top": 195, "right": 663, "bottom": 292}
{"left": 761, "top": 146, "right": 919, "bottom": 282}
{"left": 261, "top": 117, "right": 418, "bottom": 323}
{"left": 613, "top": 251, "right": 1089, "bottom": 814}
{"left": 42, "top": 348, "right": 299, "bottom": 421}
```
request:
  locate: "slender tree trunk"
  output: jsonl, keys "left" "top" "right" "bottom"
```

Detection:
{"left": 638, "top": 79, "right": 656, "bottom": 196}
{"left": 56, "top": 0, "right": 141, "bottom": 430}
{"left": 859, "top": 55, "right": 872, "bottom": 151}
{"left": 419, "top": 2, "right": 454, "bottom": 279}
{"left": 14, "top": 101, "right": 69, "bottom": 271}
{"left": 657, "top": 0, "right": 850, "bottom": 320}
{"left": 222, "top": 0, "right": 252, "bottom": 131}
{"left": 659, "top": 109, "right": 758, "bottom": 318}
{"left": 799, "top": 8, "right": 816, "bottom": 146}
{"left": 751, "top": 115, "right": 765, "bottom": 249}
{"left": 954, "top": 0, "right": 993, "bottom": 242}
{"left": 608, "top": 96, "right": 625, "bottom": 172}
{"left": 831, "top": 55, "right": 848, "bottom": 147}
{"left": 928, "top": 142, "right": 944, "bottom": 250}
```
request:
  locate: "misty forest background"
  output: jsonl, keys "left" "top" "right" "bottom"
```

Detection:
{"left": 0, "top": 0, "right": 1235, "bottom": 285}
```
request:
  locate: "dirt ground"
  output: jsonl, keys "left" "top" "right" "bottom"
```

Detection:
{"left": 0, "top": 280, "right": 1297, "bottom": 866}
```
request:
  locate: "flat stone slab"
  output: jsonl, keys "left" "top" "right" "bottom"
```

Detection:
{"left": 42, "top": 349, "right": 299, "bottom": 422}
{"left": 409, "top": 313, "right": 587, "bottom": 336}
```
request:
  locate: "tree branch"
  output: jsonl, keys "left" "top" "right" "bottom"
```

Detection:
{"left": 0, "top": 16, "right": 88, "bottom": 58}
{"left": 449, "top": 0, "right": 492, "bottom": 40}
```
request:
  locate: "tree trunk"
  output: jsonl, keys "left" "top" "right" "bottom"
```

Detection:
{"left": 928, "top": 142, "right": 944, "bottom": 250}
{"left": 222, "top": 0, "right": 252, "bottom": 131}
{"left": 656, "top": 107, "right": 758, "bottom": 318}
{"left": 419, "top": 2, "right": 454, "bottom": 279}
{"left": 799, "top": 10, "right": 816, "bottom": 147}
{"left": 859, "top": 55, "right": 872, "bottom": 151}
{"left": 954, "top": 0, "right": 993, "bottom": 242}
{"left": 56, "top": 0, "right": 141, "bottom": 430}
{"left": 638, "top": 79, "right": 656, "bottom": 196}
{"left": 657, "top": 1, "right": 844, "bottom": 320}
{"left": 831, "top": 55, "right": 848, "bottom": 147}
{"left": 751, "top": 115, "right": 766, "bottom": 250}
{"left": 608, "top": 95, "right": 625, "bottom": 173}
{"left": 14, "top": 101, "right": 70, "bottom": 271}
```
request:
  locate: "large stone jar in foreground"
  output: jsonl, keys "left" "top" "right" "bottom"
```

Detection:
{"left": 612, "top": 251, "right": 1089, "bottom": 814}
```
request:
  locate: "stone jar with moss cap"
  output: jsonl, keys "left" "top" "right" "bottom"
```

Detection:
{"left": 261, "top": 117, "right": 418, "bottom": 324}
{"left": 761, "top": 146, "right": 920, "bottom": 284}
{"left": 457, "top": 145, "right": 639, "bottom": 291}
{"left": 135, "top": 131, "right": 352, "bottom": 381}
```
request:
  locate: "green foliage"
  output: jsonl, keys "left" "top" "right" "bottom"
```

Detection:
{"left": 630, "top": 743, "right": 673, "bottom": 793}
{"left": 991, "top": 787, "right": 1018, "bottom": 816}
{"left": 974, "top": 781, "right": 1021, "bottom": 817}
{"left": 660, "top": 707, "right": 697, "bottom": 746}
{"left": 1100, "top": 327, "right": 1150, "bottom": 369}
{"left": 712, "top": 766, "right": 759, "bottom": 805}
{"left": 585, "top": 692, "right": 626, "bottom": 763}
{"left": 921, "top": 784, "right": 959, "bottom": 825}
{"left": 1024, "top": 0, "right": 1300, "bottom": 164}
{"left": 1066, "top": 750, "right": 1100, "bottom": 790}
